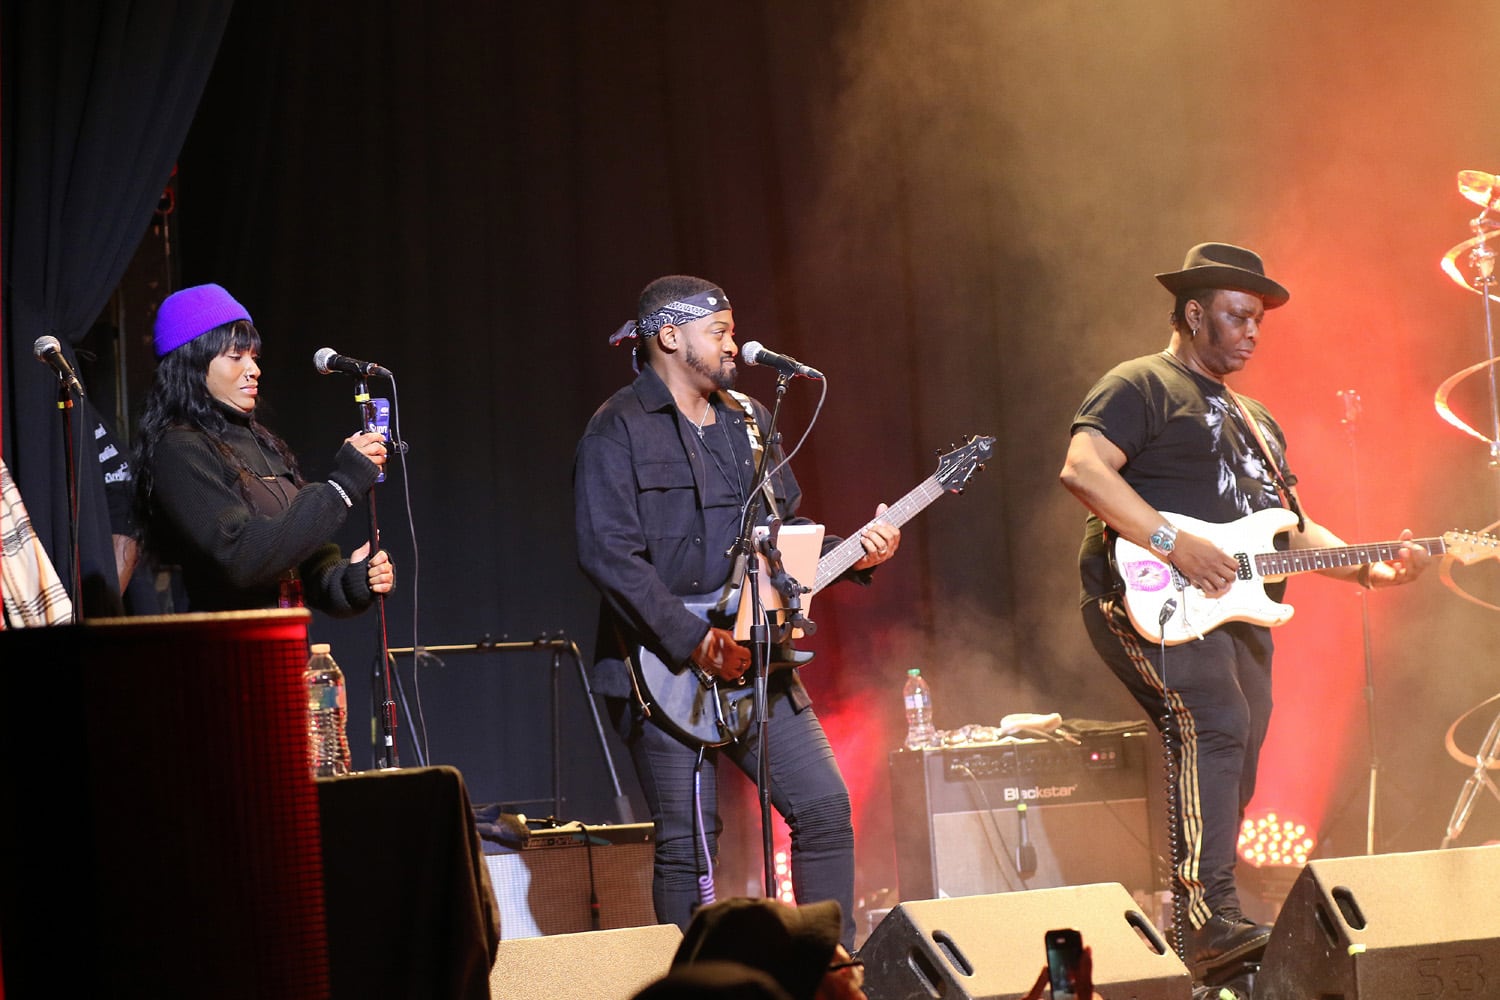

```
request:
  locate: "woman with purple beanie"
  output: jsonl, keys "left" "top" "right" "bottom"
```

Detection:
{"left": 133, "top": 283, "right": 394, "bottom": 613}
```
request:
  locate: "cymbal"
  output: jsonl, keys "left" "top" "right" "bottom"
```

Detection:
{"left": 1441, "top": 230, "right": 1500, "bottom": 299}
{"left": 1458, "top": 169, "right": 1500, "bottom": 210}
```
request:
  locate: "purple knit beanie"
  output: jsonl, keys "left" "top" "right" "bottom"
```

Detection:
{"left": 153, "top": 284, "right": 253, "bottom": 357}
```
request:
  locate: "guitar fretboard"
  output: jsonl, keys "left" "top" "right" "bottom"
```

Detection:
{"left": 812, "top": 476, "right": 944, "bottom": 593}
{"left": 1254, "top": 537, "right": 1446, "bottom": 577}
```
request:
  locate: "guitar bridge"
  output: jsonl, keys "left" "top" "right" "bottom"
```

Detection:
{"left": 690, "top": 661, "right": 747, "bottom": 690}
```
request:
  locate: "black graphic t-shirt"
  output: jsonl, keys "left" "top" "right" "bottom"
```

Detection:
{"left": 1071, "top": 352, "right": 1293, "bottom": 602}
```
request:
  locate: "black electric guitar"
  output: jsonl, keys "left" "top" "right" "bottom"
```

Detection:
{"left": 630, "top": 435, "right": 995, "bottom": 747}
{"left": 1113, "top": 507, "right": 1500, "bottom": 645}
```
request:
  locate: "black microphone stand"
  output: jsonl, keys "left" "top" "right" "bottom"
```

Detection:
{"left": 53, "top": 375, "right": 83, "bottom": 623}
{"left": 730, "top": 372, "right": 794, "bottom": 899}
{"left": 1336, "top": 389, "right": 1384, "bottom": 855}
{"left": 350, "top": 375, "right": 398, "bottom": 768}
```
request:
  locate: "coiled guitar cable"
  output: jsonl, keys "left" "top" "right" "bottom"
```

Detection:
{"left": 1157, "top": 598, "right": 1189, "bottom": 961}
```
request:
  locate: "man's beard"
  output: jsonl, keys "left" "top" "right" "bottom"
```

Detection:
{"left": 686, "top": 342, "right": 737, "bottom": 390}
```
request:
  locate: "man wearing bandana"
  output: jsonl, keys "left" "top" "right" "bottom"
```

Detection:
{"left": 574, "top": 274, "right": 900, "bottom": 947}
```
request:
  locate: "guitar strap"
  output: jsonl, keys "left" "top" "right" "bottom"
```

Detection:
{"left": 1225, "top": 386, "right": 1306, "bottom": 533}
{"left": 706, "top": 390, "right": 795, "bottom": 619}
{"left": 723, "top": 389, "right": 781, "bottom": 519}
{"left": 611, "top": 617, "right": 655, "bottom": 717}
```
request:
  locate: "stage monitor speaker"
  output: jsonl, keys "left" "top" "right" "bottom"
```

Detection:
{"left": 0, "top": 611, "right": 326, "bottom": 996}
{"left": 890, "top": 729, "right": 1163, "bottom": 902}
{"left": 484, "top": 822, "right": 656, "bottom": 938}
{"left": 861, "top": 883, "right": 1191, "bottom": 1000}
{"left": 489, "top": 923, "right": 682, "bottom": 1000}
{"left": 1256, "top": 844, "right": 1500, "bottom": 999}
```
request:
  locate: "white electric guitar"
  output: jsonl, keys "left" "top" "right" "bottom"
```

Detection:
{"left": 1112, "top": 507, "right": 1500, "bottom": 645}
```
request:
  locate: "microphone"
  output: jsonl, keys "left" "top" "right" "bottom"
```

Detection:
{"left": 741, "top": 341, "right": 824, "bottom": 380}
{"left": 314, "top": 347, "right": 391, "bottom": 378}
{"left": 33, "top": 336, "right": 85, "bottom": 396}
{"left": 1015, "top": 802, "right": 1038, "bottom": 878}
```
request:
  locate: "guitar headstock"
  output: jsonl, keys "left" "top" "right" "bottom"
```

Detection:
{"left": 1443, "top": 529, "right": 1500, "bottom": 564}
{"left": 934, "top": 435, "right": 996, "bottom": 493}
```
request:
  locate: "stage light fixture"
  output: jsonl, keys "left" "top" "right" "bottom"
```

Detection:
{"left": 1238, "top": 810, "right": 1316, "bottom": 867}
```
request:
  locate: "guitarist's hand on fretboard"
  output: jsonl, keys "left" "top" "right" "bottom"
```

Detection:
{"left": 1362, "top": 527, "right": 1432, "bottom": 588}
{"left": 851, "top": 502, "right": 902, "bottom": 571}
{"left": 691, "top": 626, "right": 752, "bottom": 683}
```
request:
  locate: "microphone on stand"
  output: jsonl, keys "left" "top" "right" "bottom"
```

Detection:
{"left": 741, "top": 341, "right": 824, "bottom": 380}
{"left": 33, "top": 336, "right": 85, "bottom": 396}
{"left": 314, "top": 347, "right": 392, "bottom": 378}
{"left": 1015, "top": 802, "right": 1037, "bottom": 878}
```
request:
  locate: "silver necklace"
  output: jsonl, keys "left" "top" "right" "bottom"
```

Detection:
{"left": 691, "top": 404, "right": 746, "bottom": 512}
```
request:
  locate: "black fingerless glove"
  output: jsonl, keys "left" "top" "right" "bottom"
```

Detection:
{"left": 328, "top": 439, "right": 381, "bottom": 503}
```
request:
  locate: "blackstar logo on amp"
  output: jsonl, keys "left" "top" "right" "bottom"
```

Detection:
{"left": 1003, "top": 783, "right": 1080, "bottom": 802}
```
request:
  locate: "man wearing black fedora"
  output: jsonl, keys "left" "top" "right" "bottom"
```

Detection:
{"left": 1058, "top": 242, "right": 1430, "bottom": 980}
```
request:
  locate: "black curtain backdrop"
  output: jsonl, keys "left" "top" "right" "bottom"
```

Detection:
{"left": 0, "top": 0, "right": 233, "bottom": 614}
{"left": 48, "top": 0, "right": 1500, "bottom": 918}
{"left": 175, "top": 1, "right": 1050, "bottom": 900}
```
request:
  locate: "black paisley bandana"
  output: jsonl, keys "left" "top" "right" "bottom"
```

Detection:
{"left": 608, "top": 287, "right": 731, "bottom": 347}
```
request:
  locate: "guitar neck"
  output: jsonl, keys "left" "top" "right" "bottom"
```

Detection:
{"left": 811, "top": 475, "right": 944, "bottom": 594}
{"left": 1255, "top": 537, "right": 1446, "bottom": 577}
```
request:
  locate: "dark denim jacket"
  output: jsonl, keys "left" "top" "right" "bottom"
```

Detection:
{"left": 574, "top": 364, "right": 857, "bottom": 699}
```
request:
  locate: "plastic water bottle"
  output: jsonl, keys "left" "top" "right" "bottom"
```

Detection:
{"left": 305, "top": 643, "right": 352, "bottom": 777}
{"left": 903, "top": 668, "right": 937, "bottom": 749}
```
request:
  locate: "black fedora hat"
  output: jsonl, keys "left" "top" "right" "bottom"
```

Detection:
{"left": 1155, "top": 242, "right": 1290, "bottom": 309}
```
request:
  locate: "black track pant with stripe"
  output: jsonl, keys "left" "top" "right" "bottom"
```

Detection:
{"left": 1082, "top": 596, "right": 1274, "bottom": 929}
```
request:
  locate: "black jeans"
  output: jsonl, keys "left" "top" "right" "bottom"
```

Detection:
{"left": 1083, "top": 596, "right": 1274, "bottom": 929}
{"left": 609, "top": 681, "right": 856, "bottom": 947}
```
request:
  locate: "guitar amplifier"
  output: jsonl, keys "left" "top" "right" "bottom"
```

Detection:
{"left": 484, "top": 823, "right": 657, "bottom": 939}
{"left": 890, "top": 727, "right": 1165, "bottom": 902}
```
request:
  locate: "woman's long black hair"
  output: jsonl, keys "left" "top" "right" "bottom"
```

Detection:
{"left": 133, "top": 320, "right": 303, "bottom": 548}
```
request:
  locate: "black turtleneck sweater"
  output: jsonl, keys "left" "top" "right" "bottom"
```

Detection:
{"left": 147, "top": 412, "right": 381, "bottom": 614}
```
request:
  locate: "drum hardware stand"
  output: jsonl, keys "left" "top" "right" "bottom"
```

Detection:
{"left": 1462, "top": 207, "right": 1500, "bottom": 489}
{"left": 1440, "top": 693, "right": 1500, "bottom": 849}
{"left": 1439, "top": 170, "right": 1500, "bottom": 503}
{"left": 1434, "top": 171, "right": 1500, "bottom": 845}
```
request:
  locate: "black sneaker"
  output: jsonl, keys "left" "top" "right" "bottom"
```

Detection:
{"left": 1188, "top": 912, "right": 1271, "bottom": 978}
